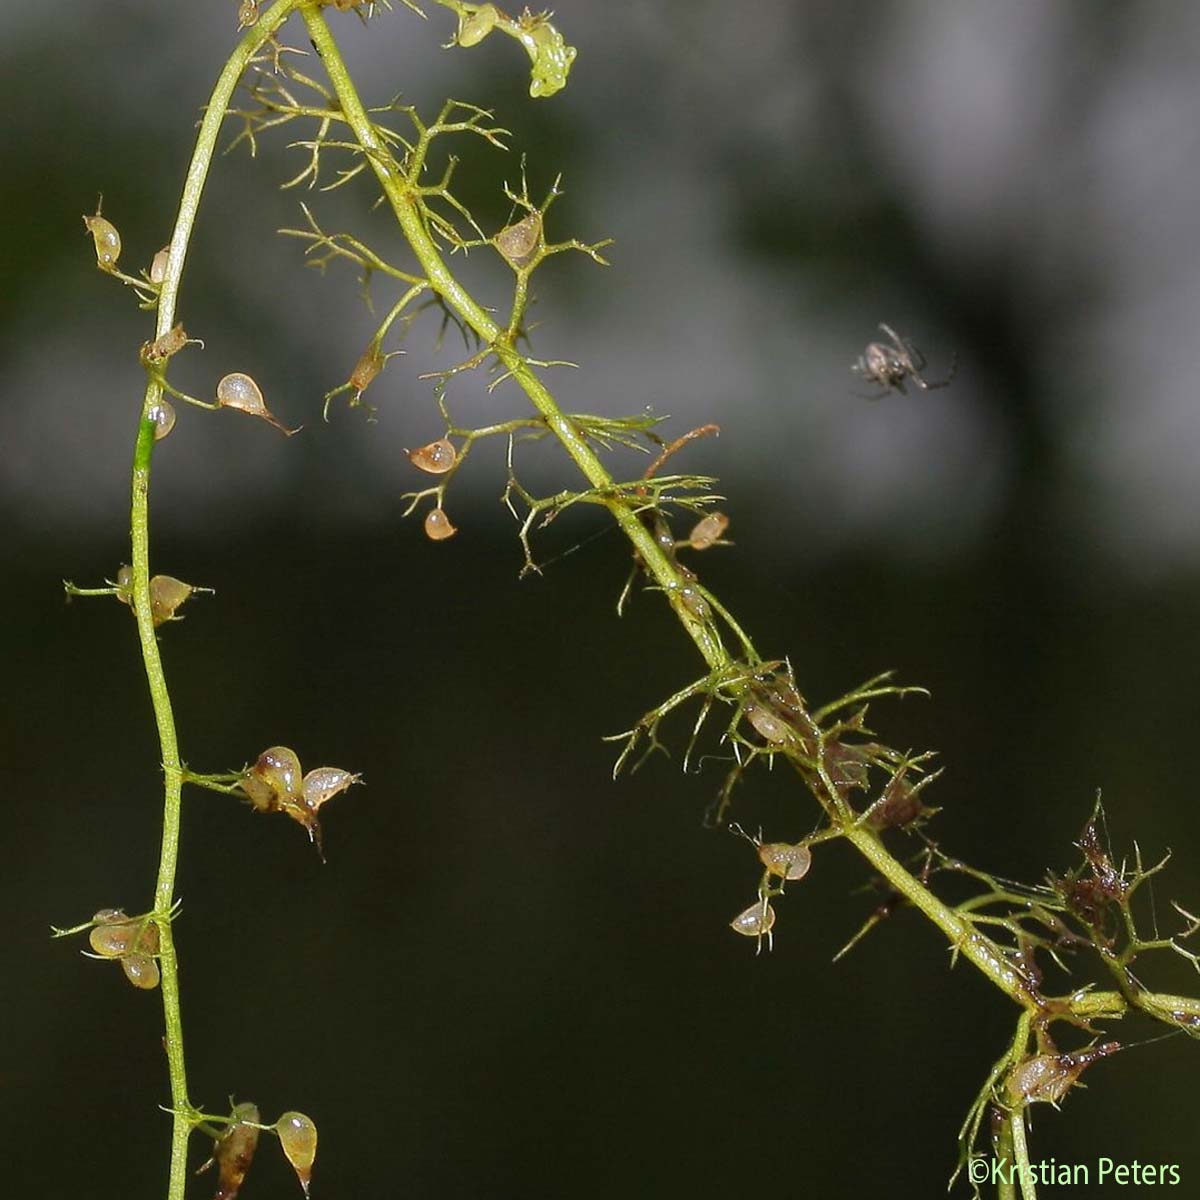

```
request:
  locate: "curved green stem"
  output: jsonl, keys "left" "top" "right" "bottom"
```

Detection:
{"left": 843, "top": 827, "right": 1042, "bottom": 1006}
{"left": 300, "top": 3, "right": 1200, "bottom": 1038}
{"left": 130, "top": 3, "right": 303, "bottom": 1196}
{"left": 302, "top": 0, "right": 1045, "bottom": 1008}
{"left": 301, "top": 2, "right": 723, "bottom": 668}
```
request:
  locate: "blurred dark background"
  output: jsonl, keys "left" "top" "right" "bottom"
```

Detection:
{"left": 4, "top": 2, "right": 1200, "bottom": 1196}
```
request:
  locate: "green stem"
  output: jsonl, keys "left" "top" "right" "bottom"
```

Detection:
{"left": 1010, "top": 1111, "right": 1038, "bottom": 1200}
{"left": 300, "top": 3, "right": 1199, "bottom": 1035}
{"left": 301, "top": 2, "right": 723, "bottom": 668}
{"left": 300, "top": 2, "right": 1034, "bottom": 1007}
{"left": 995, "top": 1116, "right": 1017, "bottom": 1200}
{"left": 843, "top": 827, "right": 1040, "bottom": 1007}
{"left": 130, "top": 4, "right": 304, "bottom": 1197}
{"left": 307, "top": 0, "right": 1051, "bottom": 1010}
{"left": 997, "top": 1011, "right": 1034, "bottom": 1200}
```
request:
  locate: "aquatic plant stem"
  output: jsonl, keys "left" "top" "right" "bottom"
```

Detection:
{"left": 299, "top": 2, "right": 724, "bottom": 666}
{"left": 302, "top": 8, "right": 1200, "bottom": 1076}
{"left": 300, "top": 2, "right": 1056, "bottom": 1017}
{"left": 130, "top": 4, "right": 303, "bottom": 1196}
{"left": 995, "top": 1118, "right": 1018, "bottom": 1200}
{"left": 1011, "top": 1110, "right": 1038, "bottom": 1199}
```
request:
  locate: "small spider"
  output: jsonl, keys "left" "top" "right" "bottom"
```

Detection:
{"left": 852, "top": 323, "right": 956, "bottom": 395}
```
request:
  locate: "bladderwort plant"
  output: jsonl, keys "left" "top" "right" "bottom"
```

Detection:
{"left": 59, "top": 3, "right": 1200, "bottom": 1198}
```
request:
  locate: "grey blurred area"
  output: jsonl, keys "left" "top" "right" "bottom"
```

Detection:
{"left": 4, "top": 2, "right": 1200, "bottom": 1197}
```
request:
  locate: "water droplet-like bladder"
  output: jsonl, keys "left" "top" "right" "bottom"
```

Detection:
{"left": 730, "top": 896, "right": 776, "bottom": 954}
{"left": 424, "top": 507, "right": 457, "bottom": 541}
{"left": 216, "top": 373, "right": 300, "bottom": 436}
{"left": 148, "top": 400, "right": 176, "bottom": 440}
{"left": 687, "top": 511, "right": 729, "bottom": 551}
{"left": 276, "top": 1111, "right": 318, "bottom": 1197}
{"left": 408, "top": 437, "right": 458, "bottom": 474}
{"left": 237, "top": 747, "right": 361, "bottom": 857}
{"left": 758, "top": 841, "right": 812, "bottom": 882}
{"left": 86, "top": 909, "right": 161, "bottom": 989}
{"left": 83, "top": 207, "right": 121, "bottom": 270}
{"left": 495, "top": 212, "right": 542, "bottom": 267}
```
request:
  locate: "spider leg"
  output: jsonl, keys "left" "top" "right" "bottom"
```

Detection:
{"left": 890, "top": 330, "right": 924, "bottom": 374}
{"left": 914, "top": 351, "right": 958, "bottom": 390}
